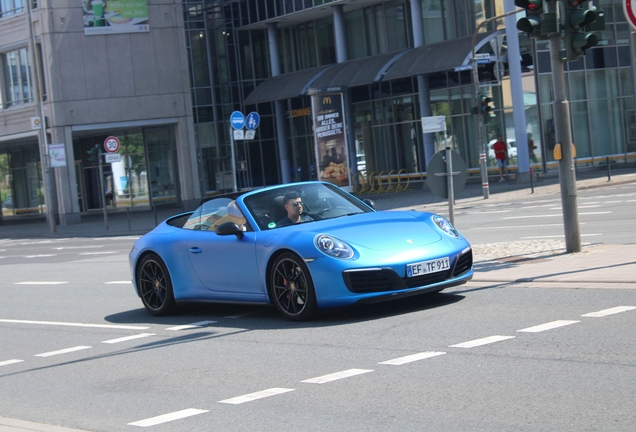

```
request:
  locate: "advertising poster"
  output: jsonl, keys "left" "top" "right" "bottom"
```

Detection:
{"left": 311, "top": 93, "right": 350, "bottom": 187}
{"left": 49, "top": 144, "right": 67, "bottom": 168}
{"left": 83, "top": 0, "right": 149, "bottom": 35}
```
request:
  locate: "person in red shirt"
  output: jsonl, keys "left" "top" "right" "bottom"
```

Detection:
{"left": 493, "top": 135, "right": 508, "bottom": 182}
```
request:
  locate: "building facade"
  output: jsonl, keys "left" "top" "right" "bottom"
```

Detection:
{"left": 1, "top": 0, "right": 635, "bottom": 224}
{"left": 1, "top": 0, "right": 199, "bottom": 224}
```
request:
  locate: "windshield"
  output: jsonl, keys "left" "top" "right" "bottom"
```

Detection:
{"left": 243, "top": 183, "right": 373, "bottom": 230}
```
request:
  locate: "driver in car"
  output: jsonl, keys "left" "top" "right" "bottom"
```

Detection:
{"left": 277, "top": 192, "right": 314, "bottom": 227}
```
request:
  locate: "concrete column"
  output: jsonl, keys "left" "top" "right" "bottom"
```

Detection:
{"left": 55, "top": 126, "right": 81, "bottom": 225}
{"left": 333, "top": 5, "right": 348, "bottom": 63}
{"left": 505, "top": 0, "right": 530, "bottom": 180}
{"left": 410, "top": 0, "right": 435, "bottom": 168}
{"left": 267, "top": 23, "right": 291, "bottom": 183}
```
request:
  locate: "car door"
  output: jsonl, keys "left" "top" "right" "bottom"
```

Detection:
{"left": 185, "top": 199, "right": 264, "bottom": 300}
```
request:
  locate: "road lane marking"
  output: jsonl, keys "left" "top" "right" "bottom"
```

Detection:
{"left": 35, "top": 346, "right": 92, "bottom": 357}
{"left": 517, "top": 320, "right": 580, "bottom": 333}
{"left": 582, "top": 306, "right": 636, "bottom": 317}
{"left": 449, "top": 335, "right": 515, "bottom": 348}
{"left": 14, "top": 282, "right": 68, "bottom": 285}
{"left": 24, "top": 254, "right": 56, "bottom": 258}
{"left": 0, "top": 359, "right": 24, "bottom": 367}
{"left": 378, "top": 351, "right": 446, "bottom": 365}
{"left": 0, "top": 319, "right": 148, "bottom": 330}
{"left": 219, "top": 388, "right": 294, "bottom": 405}
{"left": 127, "top": 408, "right": 209, "bottom": 427}
{"left": 79, "top": 251, "right": 117, "bottom": 256}
{"left": 101, "top": 333, "right": 155, "bottom": 344}
{"left": 105, "top": 281, "right": 132, "bottom": 284}
{"left": 301, "top": 369, "right": 374, "bottom": 384}
{"left": 54, "top": 246, "right": 103, "bottom": 250}
{"left": 165, "top": 321, "right": 217, "bottom": 331}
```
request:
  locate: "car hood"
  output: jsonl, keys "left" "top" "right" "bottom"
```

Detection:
{"left": 315, "top": 211, "right": 443, "bottom": 252}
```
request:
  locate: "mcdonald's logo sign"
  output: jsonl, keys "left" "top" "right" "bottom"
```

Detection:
{"left": 323, "top": 96, "right": 332, "bottom": 105}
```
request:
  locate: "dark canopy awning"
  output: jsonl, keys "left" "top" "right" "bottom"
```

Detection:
{"left": 243, "top": 65, "right": 331, "bottom": 105}
{"left": 382, "top": 31, "right": 502, "bottom": 81}
{"left": 309, "top": 51, "right": 407, "bottom": 89}
{"left": 243, "top": 31, "right": 502, "bottom": 105}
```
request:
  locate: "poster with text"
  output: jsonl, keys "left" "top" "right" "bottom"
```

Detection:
{"left": 83, "top": 0, "right": 149, "bottom": 35}
{"left": 49, "top": 144, "right": 67, "bottom": 168}
{"left": 311, "top": 93, "right": 350, "bottom": 187}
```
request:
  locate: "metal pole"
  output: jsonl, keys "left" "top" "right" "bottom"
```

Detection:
{"left": 445, "top": 146, "right": 455, "bottom": 226}
{"left": 546, "top": 2, "right": 580, "bottom": 253}
{"left": 27, "top": 2, "right": 56, "bottom": 233}
{"left": 471, "top": 8, "right": 523, "bottom": 200}
{"left": 97, "top": 147, "right": 108, "bottom": 230}
{"left": 230, "top": 126, "right": 238, "bottom": 192}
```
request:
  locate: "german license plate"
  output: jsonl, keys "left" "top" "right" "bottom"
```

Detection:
{"left": 407, "top": 257, "right": 450, "bottom": 277}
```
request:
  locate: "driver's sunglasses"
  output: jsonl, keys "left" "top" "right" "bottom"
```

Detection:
{"left": 290, "top": 201, "right": 303, "bottom": 207}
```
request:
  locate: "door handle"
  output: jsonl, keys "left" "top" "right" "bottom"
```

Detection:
{"left": 189, "top": 247, "right": 202, "bottom": 254}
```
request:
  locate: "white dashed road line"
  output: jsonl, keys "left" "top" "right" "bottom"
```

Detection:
{"left": 582, "top": 306, "right": 636, "bottom": 317}
{"left": 218, "top": 388, "right": 295, "bottom": 405}
{"left": 101, "top": 333, "right": 155, "bottom": 344}
{"left": 378, "top": 351, "right": 446, "bottom": 365}
{"left": 14, "top": 282, "right": 67, "bottom": 285}
{"left": 165, "top": 321, "right": 217, "bottom": 331}
{"left": 35, "top": 346, "right": 92, "bottom": 358}
{"left": 127, "top": 408, "right": 209, "bottom": 427}
{"left": 449, "top": 335, "right": 516, "bottom": 348}
{"left": 0, "top": 319, "right": 148, "bottom": 330}
{"left": 301, "top": 368, "right": 374, "bottom": 384}
{"left": 517, "top": 320, "right": 580, "bottom": 333}
{"left": 0, "top": 359, "right": 24, "bottom": 367}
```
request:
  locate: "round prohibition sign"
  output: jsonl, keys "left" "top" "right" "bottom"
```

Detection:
{"left": 104, "top": 136, "right": 120, "bottom": 153}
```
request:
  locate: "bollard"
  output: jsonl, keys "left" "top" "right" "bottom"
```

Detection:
{"left": 127, "top": 207, "right": 131, "bottom": 231}
{"left": 607, "top": 156, "right": 611, "bottom": 181}
{"left": 153, "top": 206, "right": 158, "bottom": 227}
{"left": 530, "top": 166, "right": 534, "bottom": 194}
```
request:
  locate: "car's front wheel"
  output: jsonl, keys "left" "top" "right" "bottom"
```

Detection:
{"left": 137, "top": 253, "right": 176, "bottom": 316}
{"left": 269, "top": 253, "right": 318, "bottom": 321}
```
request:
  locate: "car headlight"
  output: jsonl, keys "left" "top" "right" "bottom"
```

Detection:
{"left": 432, "top": 215, "right": 459, "bottom": 238}
{"left": 315, "top": 234, "right": 354, "bottom": 259}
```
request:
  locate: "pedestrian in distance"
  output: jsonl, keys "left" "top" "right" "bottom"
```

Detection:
{"left": 493, "top": 135, "right": 508, "bottom": 182}
{"left": 528, "top": 132, "right": 538, "bottom": 163}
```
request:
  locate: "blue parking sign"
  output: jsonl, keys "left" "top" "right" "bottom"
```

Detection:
{"left": 230, "top": 111, "right": 245, "bottom": 130}
{"left": 245, "top": 112, "right": 260, "bottom": 130}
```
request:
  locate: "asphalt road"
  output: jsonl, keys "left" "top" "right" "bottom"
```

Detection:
{"left": 0, "top": 184, "right": 635, "bottom": 431}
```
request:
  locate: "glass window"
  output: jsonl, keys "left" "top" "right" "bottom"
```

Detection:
{"left": 2, "top": 47, "right": 33, "bottom": 108}
{"left": 588, "top": 98, "right": 623, "bottom": 156}
{"left": 346, "top": 9, "right": 366, "bottom": 60}
{"left": 385, "top": 1, "right": 409, "bottom": 52}
{"left": 587, "top": 68, "right": 618, "bottom": 99}
{"left": 422, "top": 0, "right": 444, "bottom": 44}
{"left": 0, "top": 0, "right": 25, "bottom": 18}
{"left": 568, "top": 71, "right": 586, "bottom": 101}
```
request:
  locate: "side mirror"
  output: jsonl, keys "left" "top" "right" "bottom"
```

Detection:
{"left": 362, "top": 198, "right": 375, "bottom": 210}
{"left": 216, "top": 222, "right": 244, "bottom": 239}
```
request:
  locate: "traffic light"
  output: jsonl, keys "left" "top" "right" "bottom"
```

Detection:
{"left": 87, "top": 145, "right": 100, "bottom": 166}
{"left": 480, "top": 95, "right": 495, "bottom": 124}
{"left": 515, "top": 0, "right": 558, "bottom": 38}
{"left": 564, "top": 0, "right": 603, "bottom": 61}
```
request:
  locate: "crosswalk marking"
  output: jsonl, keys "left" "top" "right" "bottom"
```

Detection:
{"left": 449, "top": 335, "right": 515, "bottom": 348}
{"left": 301, "top": 368, "right": 374, "bottom": 384}
{"left": 582, "top": 306, "right": 636, "bottom": 317}
{"left": 517, "top": 320, "right": 579, "bottom": 333}
{"left": 219, "top": 388, "right": 294, "bottom": 405}
{"left": 127, "top": 408, "right": 209, "bottom": 427}
{"left": 35, "top": 346, "right": 92, "bottom": 358}
{"left": 378, "top": 351, "right": 446, "bottom": 365}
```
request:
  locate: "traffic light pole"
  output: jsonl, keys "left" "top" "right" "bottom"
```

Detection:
{"left": 471, "top": 8, "right": 521, "bottom": 199}
{"left": 546, "top": 1, "right": 581, "bottom": 253}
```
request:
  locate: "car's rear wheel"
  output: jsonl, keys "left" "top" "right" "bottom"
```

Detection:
{"left": 137, "top": 253, "right": 176, "bottom": 316}
{"left": 269, "top": 252, "right": 318, "bottom": 321}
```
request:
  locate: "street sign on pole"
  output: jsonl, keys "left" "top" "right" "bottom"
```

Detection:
{"left": 104, "top": 136, "right": 120, "bottom": 153}
{"left": 230, "top": 111, "right": 245, "bottom": 130}
{"left": 421, "top": 116, "right": 446, "bottom": 133}
{"left": 245, "top": 112, "right": 260, "bottom": 130}
{"left": 625, "top": 0, "right": 636, "bottom": 30}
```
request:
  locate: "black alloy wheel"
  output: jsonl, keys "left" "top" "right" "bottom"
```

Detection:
{"left": 137, "top": 253, "right": 176, "bottom": 316}
{"left": 270, "top": 253, "right": 318, "bottom": 321}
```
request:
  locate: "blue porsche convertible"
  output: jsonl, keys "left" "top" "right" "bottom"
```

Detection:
{"left": 129, "top": 181, "right": 473, "bottom": 320}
